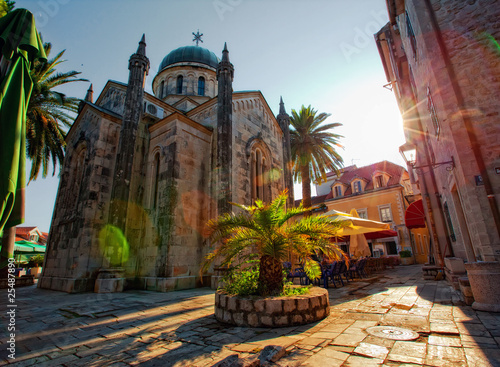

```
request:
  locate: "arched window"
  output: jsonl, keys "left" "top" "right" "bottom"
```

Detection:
{"left": 251, "top": 148, "right": 270, "bottom": 203}
{"left": 159, "top": 80, "right": 165, "bottom": 98}
{"left": 152, "top": 152, "right": 160, "bottom": 209}
{"left": 198, "top": 76, "right": 205, "bottom": 96}
{"left": 176, "top": 75, "right": 183, "bottom": 94}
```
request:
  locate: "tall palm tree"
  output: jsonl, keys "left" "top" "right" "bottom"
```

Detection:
{"left": 26, "top": 42, "right": 87, "bottom": 181}
{"left": 290, "top": 105, "right": 344, "bottom": 210}
{"left": 0, "top": 0, "right": 15, "bottom": 17}
{"left": 203, "top": 191, "right": 346, "bottom": 296}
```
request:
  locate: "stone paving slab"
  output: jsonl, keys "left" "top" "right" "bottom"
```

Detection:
{"left": 2, "top": 265, "right": 500, "bottom": 366}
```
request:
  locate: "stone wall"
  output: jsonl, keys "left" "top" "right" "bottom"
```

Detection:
{"left": 232, "top": 93, "right": 284, "bottom": 207}
{"left": 397, "top": 0, "right": 500, "bottom": 261}
{"left": 40, "top": 107, "right": 121, "bottom": 292}
{"left": 136, "top": 117, "right": 213, "bottom": 290}
{"left": 99, "top": 86, "right": 126, "bottom": 116}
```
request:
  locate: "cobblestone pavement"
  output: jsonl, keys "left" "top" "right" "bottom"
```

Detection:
{"left": 1, "top": 265, "right": 500, "bottom": 366}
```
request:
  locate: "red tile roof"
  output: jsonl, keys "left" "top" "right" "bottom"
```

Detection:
{"left": 16, "top": 226, "right": 38, "bottom": 236}
{"left": 15, "top": 226, "right": 47, "bottom": 245}
{"left": 325, "top": 165, "right": 357, "bottom": 178}
{"left": 308, "top": 161, "right": 406, "bottom": 204}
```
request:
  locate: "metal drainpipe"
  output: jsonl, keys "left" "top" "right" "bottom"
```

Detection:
{"left": 424, "top": 0, "right": 500, "bottom": 241}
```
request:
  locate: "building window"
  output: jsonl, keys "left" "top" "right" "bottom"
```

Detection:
{"left": 427, "top": 87, "right": 440, "bottom": 136}
{"left": 357, "top": 208, "right": 368, "bottom": 219}
{"left": 159, "top": 80, "right": 164, "bottom": 99}
{"left": 151, "top": 152, "right": 160, "bottom": 209}
{"left": 443, "top": 202, "right": 456, "bottom": 242}
{"left": 353, "top": 180, "right": 362, "bottom": 193}
{"left": 176, "top": 75, "right": 183, "bottom": 94}
{"left": 30, "top": 234, "right": 39, "bottom": 242}
{"left": 386, "top": 241, "right": 398, "bottom": 255}
{"left": 334, "top": 185, "right": 342, "bottom": 198}
{"left": 198, "top": 77, "right": 205, "bottom": 96}
{"left": 251, "top": 148, "right": 268, "bottom": 202}
{"left": 379, "top": 205, "right": 392, "bottom": 222}
{"left": 406, "top": 11, "right": 417, "bottom": 59}
{"left": 375, "top": 175, "right": 384, "bottom": 188}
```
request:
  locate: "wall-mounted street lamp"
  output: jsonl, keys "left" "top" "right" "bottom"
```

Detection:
{"left": 399, "top": 142, "right": 455, "bottom": 171}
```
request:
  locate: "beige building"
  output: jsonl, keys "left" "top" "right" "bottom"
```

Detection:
{"left": 39, "top": 37, "right": 293, "bottom": 293}
{"left": 312, "top": 161, "right": 430, "bottom": 263}
{"left": 375, "top": 1, "right": 500, "bottom": 268}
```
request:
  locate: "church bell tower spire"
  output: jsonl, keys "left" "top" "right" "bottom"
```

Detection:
{"left": 109, "top": 35, "right": 150, "bottom": 236}
{"left": 216, "top": 42, "right": 234, "bottom": 214}
{"left": 277, "top": 97, "right": 294, "bottom": 208}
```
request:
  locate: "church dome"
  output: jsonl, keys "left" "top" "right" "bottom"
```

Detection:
{"left": 158, "top": 46, "right": 219, "bottom": 71}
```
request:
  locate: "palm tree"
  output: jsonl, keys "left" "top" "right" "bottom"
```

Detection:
{"left": 203, "top": 191, "right": 346, "bottom": 296}
{"left": 290, "top": 105, "right": 344, "bottom": 210}
{"left": 0, "top": 0, "right": 15, "bottom": 17}
{"left": 26, "top": 42, "right": 87, "bottom": 181}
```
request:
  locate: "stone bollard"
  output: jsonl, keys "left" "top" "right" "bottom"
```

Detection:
{"left": 94, "top": 268, "right": 124, "bottom": 293}
{"left": 465, "top": 262, "right": 500, "bottom": 312}
{"left": 458, "top": 276, "right": 474, "bottom": 306}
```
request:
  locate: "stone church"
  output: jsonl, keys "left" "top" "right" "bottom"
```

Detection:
{"left": 39, "top": 36, "right": 294, "bottom": 293}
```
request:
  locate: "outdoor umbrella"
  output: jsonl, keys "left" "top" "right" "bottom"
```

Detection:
{"left": 324, "top": 208, "right": 391, "bottom": 236}
{"left": 324, "top": 208, "right": 391, "bottom": 257}
{"left": 13, "top": 240, "right": 46, "bottom": 254}
{"left": 0, "top": 9, "right": 45, "bottom": 248}
{"left": 0, "top": 240, "right": 46, "bottom": 255}
{"left": 346, "top": 209, "right": 371, "bottom": 257}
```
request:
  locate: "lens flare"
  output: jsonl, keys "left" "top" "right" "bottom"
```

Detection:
{"left": 98, "top": 224, "right": 129, "bottom": 267}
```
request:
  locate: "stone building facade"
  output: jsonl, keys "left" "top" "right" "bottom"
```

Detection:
{"left": 39, "top": 37, "right": 294, "bottom": 293}
{"left": 375, "top": 0, "right": 500, "bottom": 265}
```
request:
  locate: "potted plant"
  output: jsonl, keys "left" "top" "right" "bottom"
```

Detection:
{"left": 399, "top": 250, "right": 414, "bottom": 265}
{"left": 28, "top": 254, "right": 44, "bottom": 277}
{"left": 202, "top": 191, "right": 348, "bottom": 327}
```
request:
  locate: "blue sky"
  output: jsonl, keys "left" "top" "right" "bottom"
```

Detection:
{"left": 15, "top": 0, "right": 405, "bottom": 232}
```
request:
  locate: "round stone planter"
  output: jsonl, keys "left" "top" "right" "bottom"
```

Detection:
{"left": 465, "top": 261, "right": 500, "bottom": 312}
{"left": 400, "top": 257, "right": 414, "bottom": 266}
{"left": 214, "top": 287, "right": 330, "bottom": 327}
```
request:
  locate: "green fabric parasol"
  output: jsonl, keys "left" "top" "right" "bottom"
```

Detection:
{"left": 0, "top": 9, "right": 46, "bottom": 238}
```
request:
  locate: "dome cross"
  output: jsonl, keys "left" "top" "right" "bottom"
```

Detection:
{"left": 192, "top": 30, "right": 203, "bottom": 46}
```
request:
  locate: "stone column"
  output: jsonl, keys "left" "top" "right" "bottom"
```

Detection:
{"left": 216, "top": 43, "right": 234, "bottom": 214}
{"left": 276, "top": 97, "right": 294, "bottom": 208}
{"left": 104, "top": 35, "right": 149, "bottom": 292}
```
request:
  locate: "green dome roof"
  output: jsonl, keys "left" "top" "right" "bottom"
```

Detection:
{"left": 158, "top": 46, "right": 219, "bottom": 71}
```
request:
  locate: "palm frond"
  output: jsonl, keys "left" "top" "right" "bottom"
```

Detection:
{"left": 26, "top": 41, "right": 88, "bottom": 181}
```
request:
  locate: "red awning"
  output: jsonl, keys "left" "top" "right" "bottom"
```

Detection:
{"left": 405, "top": 199, "right": 426, "bottom": 229}
{"left": 364, "top": 230, "right": 398, "bottom": 240}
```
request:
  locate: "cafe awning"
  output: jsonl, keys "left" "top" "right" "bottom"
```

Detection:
{"left": 405, "top": 199, "right": 426, "bottom": 229}
{"left": 365, "top": 229, "right": 398, "bottom": 240}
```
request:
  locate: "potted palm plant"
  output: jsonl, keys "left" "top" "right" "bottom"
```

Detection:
{"left": 28, "top": 254, "right": 44, "bottom": 277}
{"left": 203, "top": 191, "right": 347, "bottom": 327}
{"left": 399, "top": 250, "right": 414, "bottom": 265}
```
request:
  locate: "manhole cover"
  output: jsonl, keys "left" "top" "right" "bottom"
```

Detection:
{"left": 366, "top": 326, "right": 419, "bottom": 341}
